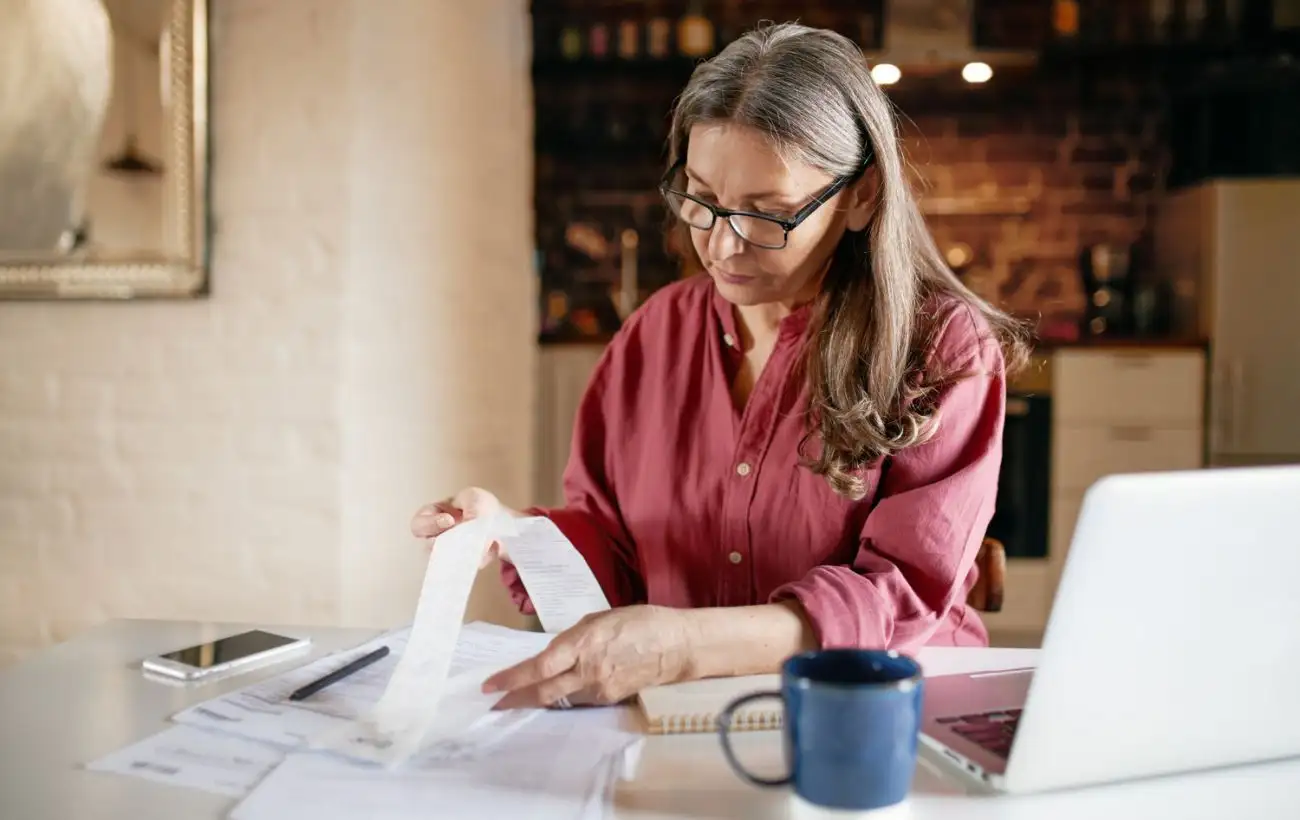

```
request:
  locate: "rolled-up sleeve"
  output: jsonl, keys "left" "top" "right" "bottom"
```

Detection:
{"left": 500, "top": 340, "right": 645, "bottom": 613}
{"left": 770, "top": 307, "right": 1006, "bottom": 651}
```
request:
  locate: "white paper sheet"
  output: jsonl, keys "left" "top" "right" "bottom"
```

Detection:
{"left": 85, "top": 725, "right": 285, "bottom": 797}
{"left": 171, "top": 631, "right": 407, "bottom": 748}
{"left": 231, "top": 710, "right": 642, "bottom": 820}
{"left": 501, "top": 516, "right": 611, "bottom": 633}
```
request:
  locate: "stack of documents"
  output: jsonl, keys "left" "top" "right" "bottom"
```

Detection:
{"left": 232, "top": 707, "right": 641, "bottom": 820}
{"left": 88, "top": 515, "right": 641, "bottom": 818}
{"left": 90, "top": 623, "right": 641, "bottom": 816}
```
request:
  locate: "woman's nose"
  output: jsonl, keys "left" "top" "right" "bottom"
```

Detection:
{"left": 708, "top": 216, "right": 745, "bottom": 261}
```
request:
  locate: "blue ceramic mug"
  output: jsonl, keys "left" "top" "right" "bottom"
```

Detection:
{"left": 716, "top": 649, "right": 924, "bottom": 812}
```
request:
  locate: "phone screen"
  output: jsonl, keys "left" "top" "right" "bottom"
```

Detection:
{"left": 158, "top": 630, "right": 299, "bottom": 669}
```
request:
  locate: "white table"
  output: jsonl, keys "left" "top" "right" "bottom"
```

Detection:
{"left": 2, "top": 619, "right": 1299, "bottom": 820}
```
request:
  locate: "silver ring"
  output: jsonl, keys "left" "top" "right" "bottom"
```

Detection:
{"left": 553, "top": 696, "right": 572, "bottom": 710}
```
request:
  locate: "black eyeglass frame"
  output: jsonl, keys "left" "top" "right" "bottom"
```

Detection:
{"left": 657, "top": 153, "right": 874, "bottom": 250}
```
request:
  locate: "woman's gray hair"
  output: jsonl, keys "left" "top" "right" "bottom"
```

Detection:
{"left": 666, "top": 22, "right": 1029, "bottom": 499}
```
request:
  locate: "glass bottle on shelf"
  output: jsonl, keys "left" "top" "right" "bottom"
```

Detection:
{"left": 1147, "top": 0, "right": 1172, "bottom": 41}
{"left": 1052, "top": 0, "right": 1081, "bottom": 39}
{"left": 1185, "top": 0, "right": 1209, "bottom": 39}
{"left": 542, "top": 290, "right": 570, "bottom": 336}
{"left": 1205, "top": 0, "right": 1229, "bottom": 37}
{"left": 617, "top": 228, "right": 639, "bottom": 320}
{"left": 1114, "top": 0, "right": 1148, "bottom": 42}
{"left": 618, "top": 15, "right": 640, "bottom": 59}
{"left": 1278, "top": 0, "right": 1300, "bottom": 29}
{"left": 646, "top": 0, "right": 672, "bottom": 58}
{"left": 559, "top": 21, "right": 583, "bottom": 60}
{"left": 1223, "top": 0, "right": 1246, "bottom": 35}
{"left": 677, "top": 0, "right": 714, "bottom": 57}
{"left": 1167, "top": 0, "right": 1190, "bottom": 41}
{"left": 590, "top": 19, "right": 610, "bottom": 59}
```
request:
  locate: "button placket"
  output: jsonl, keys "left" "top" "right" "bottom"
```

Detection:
{"left": 722, "top": 452, "right": 759, "bottom": 604}
{"left": 727, "top": 336, "right": 800, "bottom": 602}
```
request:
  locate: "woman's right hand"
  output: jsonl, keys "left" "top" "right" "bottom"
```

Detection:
{"left": 410, "top": 486, "right": 511, "bottom": 568}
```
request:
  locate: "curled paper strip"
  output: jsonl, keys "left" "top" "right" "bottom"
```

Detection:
{"left": 313, "top": 514, "right": 520, "bottom": 767}
{"left": 312, "top": 512, "right": 614, "bottom": 768}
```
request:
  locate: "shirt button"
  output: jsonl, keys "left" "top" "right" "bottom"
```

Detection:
{"left": 723, "top": 333, "right": 736, "bottom": 348}
{"left": 729, "top": 551, "right": 743, "bottom": 564}
{"left": 735, "top": 462, "right": 751, "bottom": 477}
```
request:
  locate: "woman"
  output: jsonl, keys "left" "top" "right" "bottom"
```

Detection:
{"left": 412, "top": 23, "right": 1028, "bottom": 709}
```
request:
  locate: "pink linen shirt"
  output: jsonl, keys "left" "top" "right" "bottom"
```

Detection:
{"left": 502, "top": 274, "right": 1006, "bottom": 651}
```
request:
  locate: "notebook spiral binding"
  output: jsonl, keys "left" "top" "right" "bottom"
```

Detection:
{"left": 648, "top": 709, "right": 784, "bottom": 735}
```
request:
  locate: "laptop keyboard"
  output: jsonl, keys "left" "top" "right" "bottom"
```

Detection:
{"left": 935, "top": 708, "right": 1021, "bottom": 759}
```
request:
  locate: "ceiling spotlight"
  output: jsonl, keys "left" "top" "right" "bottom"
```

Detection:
{"left": 871, "top": 63, "right": 901, "bottom": 86}
{"left": 962, "top": 62, "right": 993, "bottom": 84}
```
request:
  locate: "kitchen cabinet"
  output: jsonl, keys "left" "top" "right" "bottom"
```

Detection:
{"left": 1155, "top": 177, "right": 1300, "bottom": 466}
{"left": 1050, "top": 349, "right": 1206, "bottom": 583}
{"left": 981, "top": 346, "right": 1207, "bottom": 639}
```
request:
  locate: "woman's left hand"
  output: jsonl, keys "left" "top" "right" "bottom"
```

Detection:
{"left": 482, "top": 606, "right": 697, "bottom": 709}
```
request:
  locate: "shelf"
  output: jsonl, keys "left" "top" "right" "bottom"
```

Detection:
{"left": 533, "top": 57, "right": 704, "bottom": 83}
{"left": 920, "top": 196, "right": 1033, "bottom": 217}
{"left": 1036, "top": 32, "right": 1300, "bottom": 72}
{"left": 534, "top": 34, "right": 1300, "bottom": 84}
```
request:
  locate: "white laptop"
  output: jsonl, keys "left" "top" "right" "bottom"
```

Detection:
{"left": 920, "top": 465, "right": 1300, "bottom": 794}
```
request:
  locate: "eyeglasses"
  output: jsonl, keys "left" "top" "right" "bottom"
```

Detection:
{"left": 658, "top": 158, "right": 869, "bottom": 250}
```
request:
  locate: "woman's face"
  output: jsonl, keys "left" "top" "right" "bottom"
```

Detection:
{"left": 682, "top": 122, "right": 873, "bottom": 309}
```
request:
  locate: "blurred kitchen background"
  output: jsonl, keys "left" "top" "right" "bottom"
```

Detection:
{"left": 1, "top": 0, "right": 1298, "bottom": 664}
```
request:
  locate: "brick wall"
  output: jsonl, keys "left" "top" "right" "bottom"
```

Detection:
{"left": 895, "top": 70, "right": 1167, "bottom": 337}
{"left": 531, "top": 11, "right": 1173, "bottom": 341}
{"left": 0, "top": 0, "right": 537, "bottom": 665}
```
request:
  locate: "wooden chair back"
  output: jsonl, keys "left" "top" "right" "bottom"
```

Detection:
{"left": 966, "top": 537, "right": 1006, "bottom": 613}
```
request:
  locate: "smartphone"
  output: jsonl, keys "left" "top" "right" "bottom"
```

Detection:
{"left": 141, "top": 629, "right": 310, "bottom": 681}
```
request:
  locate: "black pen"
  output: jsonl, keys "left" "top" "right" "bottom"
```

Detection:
{"left": 288, "top": 646, "right": 390, "bottom": 702}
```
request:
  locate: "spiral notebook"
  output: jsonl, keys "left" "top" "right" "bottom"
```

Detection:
{"left": 636, "top": 673, "right": 783, "bottom": 735}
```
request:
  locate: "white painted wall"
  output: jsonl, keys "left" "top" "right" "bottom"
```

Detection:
{"left": 0, "top": 0, "right": 536, "bottom": 665}
{"left": 339, "top": 0, "right": 537, "bottom": 628}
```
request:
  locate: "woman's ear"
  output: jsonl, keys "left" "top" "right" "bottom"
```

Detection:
{"left": 844, "top": 167, "right": 879, "bottom": 233}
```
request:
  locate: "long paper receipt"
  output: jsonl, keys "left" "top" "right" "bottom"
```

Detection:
{"left": 500, "top": 515, "right": 610, "bottom": 634}
{"left": 314, "top": 513, "right": 609, "bottom": 767}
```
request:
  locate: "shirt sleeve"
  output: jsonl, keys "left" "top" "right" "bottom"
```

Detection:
{"left": 499, "top": 339, "right": 645, "bottom": 614}
{"left": 769, "top": 306, "right": 1006, "bottom": 652}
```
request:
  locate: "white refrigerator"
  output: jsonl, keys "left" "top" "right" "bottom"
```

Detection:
{"left": 1154, "top": 177, "right": 1300, "bottom": 468}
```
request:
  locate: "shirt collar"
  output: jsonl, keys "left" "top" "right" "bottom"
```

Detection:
{"left": 711, "top": 280, "right": 814, "bottom": 346}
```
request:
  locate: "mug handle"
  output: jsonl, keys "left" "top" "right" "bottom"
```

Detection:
{"left": 716, "top": 691, "right": 791, "bottom": 787}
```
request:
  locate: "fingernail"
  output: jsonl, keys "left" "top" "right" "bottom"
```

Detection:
{"left": 435, "top": 514, "right": 454, "bottom": 528}
{"left": 417, "top": 508, "right": 436, "bottom": 517}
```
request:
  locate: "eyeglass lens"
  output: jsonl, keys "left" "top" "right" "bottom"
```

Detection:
{"left": 663, "top": 191, "right": 787, "bottom": 249}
